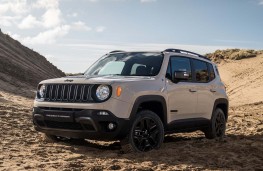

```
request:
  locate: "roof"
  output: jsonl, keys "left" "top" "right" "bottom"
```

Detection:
{"left": 108, "top": 49, "right": 211, "bottom": 61}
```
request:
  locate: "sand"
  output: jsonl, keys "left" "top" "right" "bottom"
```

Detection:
{"left": 218, "top": 53, "right": 263, "bottom": 106}
{"left": 0, "top": 56, "right": 263, "bottom": 170}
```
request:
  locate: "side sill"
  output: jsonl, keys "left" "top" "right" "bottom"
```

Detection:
{"left": 165, "top": 118, "right": 210, "bottom": 133}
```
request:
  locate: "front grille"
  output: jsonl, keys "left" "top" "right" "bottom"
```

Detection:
{"left": 44, "top": 84, "right": 94, "bottom": 103}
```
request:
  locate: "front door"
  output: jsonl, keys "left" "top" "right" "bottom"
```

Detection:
{"left": 165, "top": 56, "right": 198, "bottom": 123}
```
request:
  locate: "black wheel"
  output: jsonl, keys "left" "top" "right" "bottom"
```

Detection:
{"left": 204, "top": 108, "right": 226, "bottom": 139}
{"left": 121, "top": 110, "right": 164, "bottom": 153}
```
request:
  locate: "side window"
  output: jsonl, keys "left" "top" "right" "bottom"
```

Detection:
{"left": 192, "top": 59, "right": 209, "bottom": 83}
{"left": 208, "top": 63, "right": 215, "bottom": 81}
{"left": 170, "top": 56, "right": 192, "bottom": 81}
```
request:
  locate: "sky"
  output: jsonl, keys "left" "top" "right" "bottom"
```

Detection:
{"left": 0, "top": 0, "right": 263, "bottom": 73}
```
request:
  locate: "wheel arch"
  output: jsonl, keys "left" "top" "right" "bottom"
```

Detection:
{"left": 212, "top": 98, "right": 229, "bottom": 121}
{"left": 129, "top": 95, "right": 167, "bottom": 126}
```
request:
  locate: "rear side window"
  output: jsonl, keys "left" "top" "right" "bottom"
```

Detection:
{"left": 208, "top": 63, "right": 215, "bottom": 81}
{"left": 168, "top": 56, "right": 192, "bottom": 81}
{"left": 192, "top": 59, "right": 209, "bottom": 83}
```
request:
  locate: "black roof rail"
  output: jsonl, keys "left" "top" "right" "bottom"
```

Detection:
{"left": 163, "top": 48, "right": 211, "bottom": 61}
{"left": 109, "top": 50, "right": 126, "bottom": 53}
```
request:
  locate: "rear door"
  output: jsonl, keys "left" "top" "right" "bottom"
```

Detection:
{"left": 191, "top": 59, "right": 216, "bottom": 119}
{"left": 166, "top": 56, "right": 198, "bottom": 122}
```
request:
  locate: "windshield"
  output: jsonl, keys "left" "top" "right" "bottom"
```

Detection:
{"left": 84, "top": 52, "right": 164, "bottom": 76}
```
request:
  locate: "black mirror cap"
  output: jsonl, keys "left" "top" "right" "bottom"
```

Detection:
{"left": 172, "top": 71, "right": 190, "bottom": 83}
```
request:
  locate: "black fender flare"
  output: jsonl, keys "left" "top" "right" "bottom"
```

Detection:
{"left": 212, "top": 98, "right": 229, "bottom": 121}
{"left": 129, "top": 95, "right": 168, "bottom": 126}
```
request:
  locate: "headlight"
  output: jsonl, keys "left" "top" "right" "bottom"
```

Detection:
{"left": 38, "top": 84, "right": 46, "bottom": 98}
{"left": 95, "top": 85, "right": 110, "bottom": 101}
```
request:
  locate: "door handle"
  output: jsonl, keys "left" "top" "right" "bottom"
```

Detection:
{"left": 210, "top": 89, "right": 217, "bottom": 92}
{"left": 189, "top": 89, "right": 197, "bottom": 92}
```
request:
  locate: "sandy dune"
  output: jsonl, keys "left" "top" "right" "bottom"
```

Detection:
{"left": 0, "top": 30, "right": 65, "bottom": 98}
{"left": 219, "top": 53, "right": 263, "bottom": 106}
{"left": 0, "top": 55, "right": 263, "bottom": 170}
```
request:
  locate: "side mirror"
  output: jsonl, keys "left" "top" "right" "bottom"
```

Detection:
{"left": 172, "top": 71, "right": 190, "bottom": 83}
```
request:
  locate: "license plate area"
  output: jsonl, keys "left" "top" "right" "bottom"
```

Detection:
{"left": 44, "top": 112, "right": 73, "bottom": 122}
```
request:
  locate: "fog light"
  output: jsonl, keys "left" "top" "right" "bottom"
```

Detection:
{"left": 108, "top": 123, "right": 116, "bottom": 130}
{"left": 97, "top": 111, "right": 109, "bottom": 116}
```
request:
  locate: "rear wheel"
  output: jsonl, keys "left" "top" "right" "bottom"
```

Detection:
{"left": 204, "top": 108, "right": 226, "bottom": 139}
{"left": 121, "top": 110, "right": 164, "bottom": 153}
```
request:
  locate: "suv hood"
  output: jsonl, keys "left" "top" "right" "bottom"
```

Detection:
{"left": 39, "top": 75, "right": 155, "bottom": 85}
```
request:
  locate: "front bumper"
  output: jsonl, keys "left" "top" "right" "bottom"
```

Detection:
{"left": 33, "top": 107, "right": 131, "bottom": 140}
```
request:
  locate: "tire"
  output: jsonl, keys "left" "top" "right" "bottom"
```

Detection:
{"left": 204, "top": 108, "right": 226, "bottom": 139}
{"left": 120, "top": 110, "right": 164, "bottom": 153}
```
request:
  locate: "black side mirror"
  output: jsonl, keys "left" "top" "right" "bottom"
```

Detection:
{"left": 172, "top": 71, "right": 190, "bottom": 83}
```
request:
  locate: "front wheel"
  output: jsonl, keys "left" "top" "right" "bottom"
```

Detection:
{"left": 121, "top": 110, "right": 164, "bottom": 153}
{"left": 204, "top": 108, "right": 226, "bottom": 139}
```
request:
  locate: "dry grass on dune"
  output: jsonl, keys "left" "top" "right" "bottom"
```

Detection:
{"left": 206, "top": 49, "right": 263, "bottom": 63}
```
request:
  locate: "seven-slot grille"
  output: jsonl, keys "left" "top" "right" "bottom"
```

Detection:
{"left": 44, "top": 84, "right": 94, "bottom": 103}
